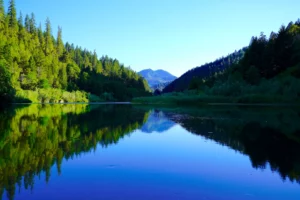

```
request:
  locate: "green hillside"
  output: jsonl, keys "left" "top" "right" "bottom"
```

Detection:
{"left": 163, "top": 48, "right": 246, "bottom": 92}
{"left": 0, "top": 0, "right": 151, "bottom": 103}
{"left": 134, "top": 19, "right": 300, "bottom": 104}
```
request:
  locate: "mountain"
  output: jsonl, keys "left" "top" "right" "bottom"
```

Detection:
{"left": 139, "top": 69, "right": 177, "bottom": 89}
{"left": 163, "top": 48, "right": 246, "bottom": 93}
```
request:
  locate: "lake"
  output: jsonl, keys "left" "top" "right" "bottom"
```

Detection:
{"left": 1, "top": 104, "right": 300, "bottom": 200}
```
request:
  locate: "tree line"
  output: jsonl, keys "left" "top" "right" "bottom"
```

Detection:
{"left": 163, "top": 48, "right": 246, "bottom": 92}
{"left": 0, "top": 0, "right": 151, "bottom": 103}
{"left": 162, "top": 19, "right": 300, "bottom": 103}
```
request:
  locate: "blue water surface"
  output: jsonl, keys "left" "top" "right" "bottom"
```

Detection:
{"left": 1, "top": 105, "right": 300, "bottom": 200}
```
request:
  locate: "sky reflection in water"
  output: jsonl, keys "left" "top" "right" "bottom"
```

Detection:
{"left": 1, "top": 105, "right": 300, "bottom": 200}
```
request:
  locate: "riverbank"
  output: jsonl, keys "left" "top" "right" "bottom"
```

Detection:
{"left": 132, "top": 93, "right": 300, "bottom": 106}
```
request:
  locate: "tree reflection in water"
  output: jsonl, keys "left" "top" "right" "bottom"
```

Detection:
{"left": 1, "top": 105, "right": 300, "bottom": 200}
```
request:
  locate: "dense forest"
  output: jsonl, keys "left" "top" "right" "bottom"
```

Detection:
{"left": 155, "top": 19, "right": 300, "bottom": 104}
{"left": 163, "top": 48, "right": 246, "bottom": 92}
{"left": 0, "top": 0, "right": 151, "bottom": 103}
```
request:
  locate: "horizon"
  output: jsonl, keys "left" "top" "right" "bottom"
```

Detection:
{"left": 4, "top": 0, "right": 300, "bottom": 77}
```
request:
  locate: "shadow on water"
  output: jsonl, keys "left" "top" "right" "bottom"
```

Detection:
{"left": 1, "top": 104, "right": 300, "bottom": 199}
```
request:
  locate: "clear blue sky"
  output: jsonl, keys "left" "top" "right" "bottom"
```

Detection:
{"left": 4, "top": 0, "right": 300, "bottom": 76}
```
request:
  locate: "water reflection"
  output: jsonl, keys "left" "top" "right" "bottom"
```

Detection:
{"left": 162, "top": 107, "right": 300, "bottom": 184}
{"left": 140, "top": 110, "right": 175, "bottom": 133}
{"left": 0, "top": 104, "right": 149, "bottom": 200}
{"left": 0, "top": 105, "right": 300, "bottom": 199}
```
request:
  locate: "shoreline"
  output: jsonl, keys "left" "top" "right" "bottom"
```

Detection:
{"left": 2, "top": 102, "right": 300, "bottom": 107}
{"left": 10, "top": 102, "right": 132, "bottom": 105}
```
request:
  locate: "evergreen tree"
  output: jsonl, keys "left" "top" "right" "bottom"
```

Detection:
{"left": 95, "top": 61, "right": 103, "bottom": 74}
{"left": 17, "top": 11, "right": 23, "bottom": 28}
{"left": 37, "top": 22, "right": 44, "bottom": 45}
{"left": 24, "top": 14, "right": 30, "bottom": 32}
{"left": 0, "top": 1, "right": 150, "bottom": 103}
{"left": 58, "top": 65, "right": 67, "bottom": 89}
{"left": 56, "top": 26, "right": 64, "bottom": 56}
{"left": 92, "top": 50, "right": 98, "bottom": 68}
{"left": 7, "top": 0, "right": 17, "bottom": 30}
{"left": 24, "top": 56, "right": 38, "bottom": 90}
{"left": 44, "top": 17, "right": 53, "bottom": 55}
{"left": 0, "top": 60, "right": 14, "bottom": 101}
{"left": 0, "top": 0, "right": 5, "bottom": 29}
{"left": 17, "top": 11, "right": 26, "bottom": 42}
{"left": 29, "top": 13, "right": 36, "bottom": 34}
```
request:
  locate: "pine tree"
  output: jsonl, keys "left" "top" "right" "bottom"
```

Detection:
{"left": 22, "top": 57, "right": 37, "bottom": 90}
{"left": 56, "top": 26, "right": 64, "bottom": 56}
{"left": 112, "top": 59, "right": 120, "bottom": 76}
{"left": 0, "top": 0, "right": 5, "bottom": 28}
{"left": 58, "top": 65, "right": 67, "bottom": 89}
{"left": 92, "top": 50, "right": 98, "bottom": 69}
{"left": 29, "top": 13, "right": 36, "bottom": 34}
{"left": 0, "top": 0, "right": 151, "bottom": 103}
{"left": 17, "top": 11, "right": 23, "bottom": 28}
{"left": 44, "top": 17, "right": 53, "bottom": 55}
{"left": 24, "top": 14, "right": 30, "bottom": 32}
{"left": 7, "top": 0, "right": 18, "bottom": 30}
{"left": 83, "top": 51, "right": 91, "bottom": 69}
{"left": 37, "top": 23, "right": 44, "bottom": 45}
{"left": 95, "top": 61, "right": 103, "bottom": 74}
{"left": 0, "top": 60, "right": 14, "bottom": 100}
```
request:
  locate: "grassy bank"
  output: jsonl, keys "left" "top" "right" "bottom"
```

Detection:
{"left": 132, "top": 92, "right": 300, "bottom": 106}
{"left": 13, "top": 88, "right": 91, "bottom": 103}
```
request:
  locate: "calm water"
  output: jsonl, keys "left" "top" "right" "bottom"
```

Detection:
{"left": 1, "top": 104, "right": 300, "bottom": 200}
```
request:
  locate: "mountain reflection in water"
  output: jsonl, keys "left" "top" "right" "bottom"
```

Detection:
{"left": 0, "top": 104, "right": 300, "bottom": 200}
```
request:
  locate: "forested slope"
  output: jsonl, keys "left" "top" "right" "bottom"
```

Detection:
{"left": 0, "top": 0, "right": 150, "bottom": 103}
{"left": 163, "top": 48, "right": 246, "bottom": 93}
{"left": 200, "top": 20, "right": 300, "bottom": 101}
{"left": 164, "top": 19, "right": 300, "bottom": 100}
{"left": 135, "top": 19, "right": 300, "bottom": 104}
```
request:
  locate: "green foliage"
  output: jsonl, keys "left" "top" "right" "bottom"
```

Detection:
{"left": 189, "top": 77, "right": 204, "bottom": 90}
{"left": 134, "top": 68, "right": 300, "bottom": 105}
{"left": 160, "top": 19, "right": 300, "bottom": 104}
{"left": 0, "top": 60, "right": 15, "bottom": 102}
{"left": 14, "top": 88, "right": 88, "bottom": 103}
{"left": 0, "top": 1, "right": 150, "bottom": 103}
{"left": 245, "top": 66, "right": 261, "bottom": 85}
{"left": 38, "top": 79, "right": 50, "bottom": 89}
{"left": 164, "top": 48, "right": 246, "bottom": 92}
{"left": 0, "top": 0, "right": 5, "bottom": 27}
{"left": 133, "top": 92, "right": 234, "bottom": 105}
{"left": 7, "top": 0, "right": 17, "bottom": 30}
{"left": 88, "top": 93, "right": 103, "bottom": 102}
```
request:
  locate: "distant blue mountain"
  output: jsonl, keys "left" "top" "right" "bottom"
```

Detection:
{"left": 140, "top": 110, "right": 176, "bottom": 133}
{"left": 138, "top": 69, "right": 177, "bottom": 89}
